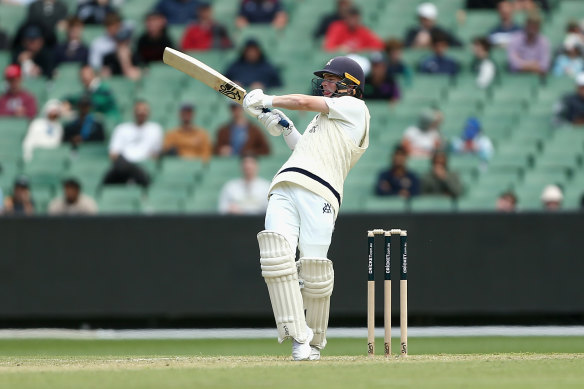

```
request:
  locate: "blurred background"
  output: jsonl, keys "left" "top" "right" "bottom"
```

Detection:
{"left": 0, "top": 0, "right": 583, "bottom": 330}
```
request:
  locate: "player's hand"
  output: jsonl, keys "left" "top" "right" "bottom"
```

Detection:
{"left": 243, "top": 89, "right": 272, "bottom": 117}
{"left": 258, "top": 109, "right": 295, "bottom": 136}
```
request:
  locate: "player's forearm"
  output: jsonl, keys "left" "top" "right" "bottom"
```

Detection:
{"left": 273, "top": 94, "right": 329, "bottom": 113}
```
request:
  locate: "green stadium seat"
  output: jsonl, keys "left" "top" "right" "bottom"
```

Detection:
{"left": 30, "top": 146, "right": 71, "bottom": 168}
{"left": 73, "top": 143, "right": 109, "bottom": 159}
{"left": 476, "top": 170, "right": 520, "bottom": 190}
{"left": 455, "top": 11, "right": 498, "bottom": 43}
{"left": 99, "top": 185, "right": 145, "bottom": 203}
{"left": 521, "top": 169, "right": 569, "bottom": 187}
{"left": 21, "top": 78, "right": 47, "bottom": 103}
{"left": 0, "top": 143, "right": 23, "bottom": 165}
{"left": 0, "top": 117, "right": 29, "bottom": 140}
{"left": 363, "top": 196, "right": 408, "bottom": 213}
{"left": 82, "top": 26, "right": 106, "bottom": 44}
{"left": 449, "top": 156, "right": 481, "bottom": 174}
{"left": 489, "top": 153, "right": 531, "bottom": 171}
{"left": 98, "top": 199, "right": 141, "bottom": 214}
{"left": 0, "top": 4, "right": 28, "bottom": 33}
{"left": 0, "top": 51, "right": 10, "bottom": 70}
{"left": 514, "top": 186, "right": 544, "bottom": 211}
{"left": 457, "top": 196, "right": 497, "bottom": 211}
{"left": 31, "top": 186, "right": 54, "bottom": 213}
{"left": 410, "top": 196, "right": 455, "bottom": 212}
{"left": 54, "top": 62, "right": 81, "bottom": 81}
{"left": 407, "top": 158, "right": 430, "bottom": 175}
{"left": 142, "top": 198, "right": 185, "bottom": 214}
{"left": 562, "top": 188, "right": 583, "bottom": 210}
{"left": 184, "top": 189, "right": 220, "bottom": 213}
{"left": 536, "top": 153, "right": 581, "bottom": 171}
{"left": 160, "top": 157, "right": 205, "bottom": 179}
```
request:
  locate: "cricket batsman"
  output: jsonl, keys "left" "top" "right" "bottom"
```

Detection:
{"left": 242, "top": 56, "right": 370, "bottom": 360}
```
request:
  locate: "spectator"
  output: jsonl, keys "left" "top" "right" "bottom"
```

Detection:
{"left": 314, "top": 0, "right": 353, "bottom": 39}
{"left": 541, "top": 184, "right": 563, "bottom": 211}
{"left": 0, "top": 64, "right": 37, "bottom": 119}
{"left": 12, "top": 25, "right": 55, "bottom": 78}
{"left": 563, "top": 21, "right": 584, "bottom": 50}
{"left": 12, "top": 20, "right": 57, "bottom": 53}
{"left": 54, "top": 17, "right": 89, "bottom": 66}
{"left": 404, "top": 2, "right": 462, "bottom": 49}
{"left": 76, "top": 0, "right": 117, "bottom": 25}
{"left": 450, "top": 117, "right": 494, "bottom": 162}
{"left": 181, "top": 2, "right": 232, "bottom": 51}
{"left": 421, "top": 150, "right": 463, "bottom": 198}
{"left": 26, "top": 0, "right": 68, "bottom": 33}
{"left": 135, "top": 11, "right": 173, "bottom": 65}
{"left": 0, "top": 24, "right": 9, "bottom": 50}
{"left": 103, "top": 100, "right": 163, "bottom": 187}
{"left": 385, "top": 38, "right": 413, "bottom": 86}
{"left": 214, "top": 103, "right": 270, "bottom": 157}
{"left": 496, "top": 190, "right": 518, "bottom": 212}
{"left": 513, "top": 0, "right": 548, "bottom": 14}
{"left": 64, "top": 65, "right": 119, "bottom": 120}
{"left": 402, "top": 108, "right": 443, "bottom": 158}
{"left": 236, "top": 0, "right": 287, "bottom": 30}
{"left": 507, "top": 13, "right": 550, "bottom": 75}
{"left": 22, "top": 99, "right": 63, "bottom": 161}
{"left": 88, "top": 12, "right": 122, "bottom": 70}
{"left": 375, "top": 145, "right": 420, "bottom": 198}
{"left": 218, "top": 154, "right": 270, "bottom": 215}
{"left": 101, "top": 25, "right": 141, "bottom": 80}
{"left": 163, "top": 103, "right": 212, "bottom": 161}
{"left": 555, "top": 73, "right": 584, "bottom": 126}
{"left": 471, "top": 36, "right": 496, "bottom": 88}
{"left": 552, "top": 35, "right": 584, "bottom": 79}
{"left": 2, "top": 176, "right": 35, "bottom": 216}
{"left": 224, "top": 39, "right": 282, "bottom": 89}
{"left": 154, "top": 0, "right": 200, "bottom": 25}
{"left": 488, "top": 0, "right": 521, "bottom": 47}
{"left": 418, "top": 31, "right": 461, "bottom": 76}
{"left": 48, "top": 177, "right": 98, "bottom": 215}
{"left": 363, "top": 52, "right": 400, "bottom": 102}
{"left": 62, "top": 95, "right": 106, "bottom": 147}
{"left": 323, "top": 7, "right": 384, "bottom": 52}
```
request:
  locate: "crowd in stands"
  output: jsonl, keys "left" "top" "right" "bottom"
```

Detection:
{"left": 0, "top": 0, "right": 584, "bottom": 216}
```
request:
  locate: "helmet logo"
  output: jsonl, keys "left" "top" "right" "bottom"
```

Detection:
{"left": 344, "top": 72, "right": 360, "bottom": 85}
{"left": 326, "top": 59, "right": 333, "bottom": 66}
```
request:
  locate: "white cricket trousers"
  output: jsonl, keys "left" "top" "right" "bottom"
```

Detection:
{"left": 265, "top": 182, "right": 335, "bottom": 258}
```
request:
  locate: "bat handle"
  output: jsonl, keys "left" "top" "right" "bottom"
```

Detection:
{"left": 262, "top": 108, "right": 290, "bottom": 128}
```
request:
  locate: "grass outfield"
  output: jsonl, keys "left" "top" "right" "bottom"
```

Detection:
{"left": 0, "top": 336, "right": 583, "bottom": 388}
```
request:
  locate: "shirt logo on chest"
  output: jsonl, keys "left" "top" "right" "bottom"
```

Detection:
{"left": 308, "top": 124, "right": 318, "bottom": 133}
{"left": 323, "top": 203, "right": 332, "bottom": 214}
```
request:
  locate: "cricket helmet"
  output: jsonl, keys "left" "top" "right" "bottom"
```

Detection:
{"left": 312, "top": 56, "right": 365, "bottom": 98}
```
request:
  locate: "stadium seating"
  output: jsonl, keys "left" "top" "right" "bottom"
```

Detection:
{"left": 1, "top": 0, "right": 583, "bottom": 214}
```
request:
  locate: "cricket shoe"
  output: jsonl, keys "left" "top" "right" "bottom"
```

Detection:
{"left": 291, "top": 326, "right": 314, "bottom": 361}
{"left": 308, "top": 346, "right": 321, "bottom": 361}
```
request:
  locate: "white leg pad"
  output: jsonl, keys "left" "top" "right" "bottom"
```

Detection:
{"left": 299, "top": 257, "right": 334, "bottom": 349}
{"left": 258, "top": 230, "right": 308, "bottom": 343}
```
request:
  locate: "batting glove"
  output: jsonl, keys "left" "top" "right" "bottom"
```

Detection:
{"left": 243, "top": 89, "right": 274, "bottom": 118}
{"left": 258, "top": 109, "right": 295, "bottom": 137}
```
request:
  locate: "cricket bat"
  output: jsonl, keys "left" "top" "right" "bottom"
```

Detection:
{"left": 163, "top": 47, "right": 288, "bottom": 127}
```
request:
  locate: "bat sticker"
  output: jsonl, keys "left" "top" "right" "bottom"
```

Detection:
{"left": 218, "top": 83, "right": 242, "bottom": 100}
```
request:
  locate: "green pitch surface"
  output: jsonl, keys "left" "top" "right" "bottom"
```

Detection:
{"left": 1, "top": 337, "right": 583, "bottom": 389}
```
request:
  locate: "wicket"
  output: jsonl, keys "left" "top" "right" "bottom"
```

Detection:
{"left": 367, "top": 228, "right": 408, "bottom": 357}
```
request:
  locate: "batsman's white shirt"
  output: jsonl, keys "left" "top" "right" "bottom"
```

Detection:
{"left": 265, "top": 96, "right": 370, "bottom": 257}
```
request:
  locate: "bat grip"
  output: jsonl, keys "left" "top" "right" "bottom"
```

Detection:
{"left": 262, "top": 108, "right": 290, "bottom": 128}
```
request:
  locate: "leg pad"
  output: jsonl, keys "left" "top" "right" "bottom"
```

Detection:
{"left": 299, "top": 257, "right": 334, "bottom": 349}
{"left": 258, "top": 230, "right": 308, "bottom": 343}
